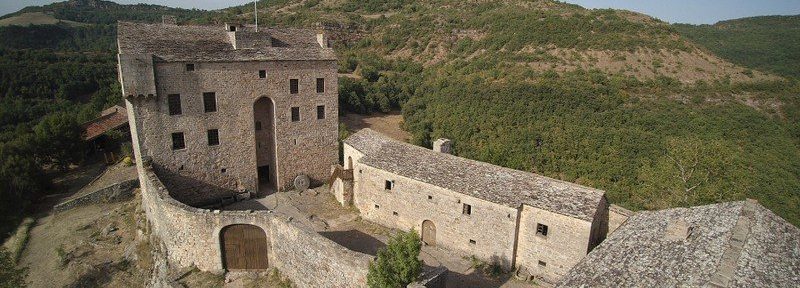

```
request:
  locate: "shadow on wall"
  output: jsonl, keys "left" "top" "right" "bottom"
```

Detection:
{"left": 154, "top": 165, "right": 244, "bottom": 208}
{"left": 319, "top": 230, "right": 387, "bottom": 256}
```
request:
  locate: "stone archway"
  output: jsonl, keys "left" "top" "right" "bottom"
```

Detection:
{"left": 253, "top": 97, "right": 277, "bottom": 195}
{"left": 422, "top": 220, "right": 436, "bottom": 246}
{"left": 220, "top": 224, "right": 269, "bottom": 270}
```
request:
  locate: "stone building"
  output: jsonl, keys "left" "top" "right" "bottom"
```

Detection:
{"left": 557, "top": 200, "right": 800, "bottom": 287}
{"left": 335, "top": 129, "right": 609, "bottom": 283}
{"left": 117, "top": 21, "right": 338, "bottom": 207}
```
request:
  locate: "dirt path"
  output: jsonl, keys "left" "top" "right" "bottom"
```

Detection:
{"left": 341, "top": 111, "right": 411, "bottom": 142}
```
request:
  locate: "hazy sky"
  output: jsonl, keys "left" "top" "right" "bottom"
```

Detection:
{"left": 2, "top": 0, "right": 800, "bottom": 25}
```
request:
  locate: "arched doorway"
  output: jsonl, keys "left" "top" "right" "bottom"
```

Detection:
{"left": 253, "top": 97, "right": 277, "bottom": 195}
{"left": 347, "top": 156, "right": 353, "bottom": 170}
{"left": 422, "top": 220, "right": 436, "bottom": 246}
{"left": 220, "top": 224, "right": 269, "bottom": 270}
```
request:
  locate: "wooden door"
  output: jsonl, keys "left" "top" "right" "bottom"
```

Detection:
{"left": 257, "top": 165, "right": 270, "bottom": 184}
{"left": 422, "top": 220, "right": 436, "bottom": 246}
{"left": 221, "top": 224, "right": 269, "bottom": 270}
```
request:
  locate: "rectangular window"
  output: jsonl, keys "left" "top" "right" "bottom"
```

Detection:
{"left": 316, "top": 78, "right": 325, "bottom": 93}
{"left": 538, "top": 261, "right": 547, "bottom": 267}
{"left": 255, "top": 121, "right": 262, "bottom": 131}
{"left": 384, "top": 180, "right": 394, "bottom": 190}
{"left": 462, "top": 203, "right": 472, "bottom": 215}
{"left": 427, "top": 195, "right": 433, "bottom": 200}
{"left": 185, "top": 63, "right": 195, "bottom": 71}
{"left": 536, "top": 223, "right": 549, "bottom": 237}
{"left": 203, "top": 92, "right": 217, "bottom": 113}
{"left": 167, "top": 94, "right": 182, "bottom": 115}
{"left": 290, "top": 79, "right": 299, "bottom": 94}
{"left": 259, "top": 70, "right": 266, "bottom": 78}
{"left": 469, "top": 239, "right": 476, "bottom": 244}
{"left": 171, "top": 132, "right": 185, "bottom": 150}
{"left": 374, "top": 204, "right": 380, "bottom": 209}
{"left": 207, "top": 129, "right": 219, "bottom": 146}
{"left": 392, "top": 211, "right": 398, "bottom": 216}
{"left": 291, "top": 107, "right": 300, "bottom": 122}
{"left": 316, "top": 105, "right": 325, "bottom": 120}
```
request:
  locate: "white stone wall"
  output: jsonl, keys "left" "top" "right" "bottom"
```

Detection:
{"left": 351, "top": 161, "right": 519, "bottom": 268}
{"left": 515, "top": 205, "right": 593, "bottom": 283}
{"left": 124, "top": 58, "right": 338, "bottom": 202}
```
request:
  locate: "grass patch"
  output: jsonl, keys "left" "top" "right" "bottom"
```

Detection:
{"left": 2, "top": 217, "right": 35, "bottom": 263}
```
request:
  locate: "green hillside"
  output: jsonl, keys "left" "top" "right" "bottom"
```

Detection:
{"left": 0, "top": 0, "right": 798, "bottom": 239}
{"left": 676, "top": 15, "right": 800, "bottom": 79}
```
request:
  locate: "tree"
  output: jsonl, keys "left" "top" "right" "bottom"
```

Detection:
{"left": 0, "top": 248, "right": 26, "bottom": 288}
{"left": 367, "top": 230, "right": 422, "bottom": 288}
{"left": 33, "top": 112, "right": 84, "bottom": 170}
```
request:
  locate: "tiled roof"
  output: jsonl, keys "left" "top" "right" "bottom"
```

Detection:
{"left": 117, "top": 22, "right": 336, "bottom": 62}
{"left": 557, "top": 200, "right": 800, "bottom": 287}
{"left": 82, "top": 105, "right": 128, "bottom": 140}
{"left": 344, "top": 129, "right": 606, "bottom": 221}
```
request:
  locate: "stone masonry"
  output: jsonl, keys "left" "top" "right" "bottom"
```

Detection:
{"left": 119, "top": 22, "right": 338, "bottom": 207}
{"left": 339, "top": 129, "right": 609, "bottom": 283}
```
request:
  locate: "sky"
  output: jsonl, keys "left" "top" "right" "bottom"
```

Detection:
{"left": 2, "top": 0, "right": 800, "bottom": 25}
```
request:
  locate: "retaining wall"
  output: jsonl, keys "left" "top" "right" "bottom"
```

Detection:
{"left": 138, "top": 163, "right": 371, "bottom": 287}
{"left": 54, "top": 178, "right": 139, "bottom": 213}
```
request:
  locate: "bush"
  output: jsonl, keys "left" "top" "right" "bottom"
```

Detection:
{"left": 367, "top": 230, "right": 422, "bottom": 288}
{"left": 0, "top": 248, "right": 27, "bottom": 287}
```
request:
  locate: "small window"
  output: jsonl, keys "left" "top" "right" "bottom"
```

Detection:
{"left": 185, "top": 63, "right": 195, "bottom": 71}
{"left": 171, "top": 132, "right": 185, "bottom": 150}
{"left": 291, "top": 107, "right": 300, "bottom": 122}
{"left": 536, "top": 223, "right": 549, "bottom": 237}
{"left": 392, "top": 211, "right": 398, "bottom": 216}
{"left": 384, "top": 180, "right": 394, "bottom": 190}
{"left": 469, "top": 239, "right": 476, "bottom": 244}
{"left": 221, "top": 168, "right": 226, "bottom": 173}
{"left": 207, "top": 129, "right": 219, "bottom": 146}
{"left": 427, "top": 195, "right": 433, "bottom": 200}
{"left": 462, "top": 203, "right": 472, "bottom": 215}
{"left": 374, "top": 204, "right": 380, "bottom": 209}
{"left": 203, "top": 92, "right": 217, "bottom": 112}
{"left": 317, "top": 105, "right": 325, "bottom": 120}
{"left": 259, "top": 70, "right": 266, "bottom": 78}
{"left": 167, "top": 94, "right": 182, "bottom": 115}
{"left": 316, "top": 78, "right": 325, "bottom": 93}
{"left": 538, "top": 261, "right": 547, "bottom": 267}
{"left": 229, "top": 26, "right": 236, "bottom": 32}
{"left": 255, "top": 121, "right": 262, "bottom": 131}
{"left": 290, "top": 79, "right": 299, "bottom": 94}
{"left": 293, "top": 139, "right": 298, "bottom": 145}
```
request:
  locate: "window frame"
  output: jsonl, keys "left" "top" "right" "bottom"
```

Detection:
{"left": 290, "top": 79, "right": 299, "bottom": 94}
{"left": 259, "top": 70, "right": 267, "bottom": 79}
{"left": 384, "top": 180, "right": 394, "bottom": 190}
{"left": 203, "top": 92, "right": 217, "bottom": 113}
{"left": 536, "top": 223, "right": 549, "bottom": 237}
{"left": 462, "top": 203, "right": 472, "bottom": 215}
{"left": 171, "top": 132, "right": 185, "bottom": 150}
{"left": 167, "top": 94, "right": 182, "bottom": 116}
{"left": 316, "top": 78, "right": 325, "bottom": 93}
{"left": 185, "top": 63, "right": 195, "bottom": 71}
{"left": 291, "top": 107, "right": 300, "bottom": 122}
{"left": 316, "top": 105, "right": 325, "bottom": 120}
{"left": 207, "top": 129, "right": 220, "bottom": 146}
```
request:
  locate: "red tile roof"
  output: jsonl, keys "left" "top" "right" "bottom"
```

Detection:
{"left": 82, "top": 106, "right": 129, "bottom": 141}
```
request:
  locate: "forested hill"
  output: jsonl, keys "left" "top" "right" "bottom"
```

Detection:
{"left": 675, "top": 15, "right": 800, "bottom": 79}
{"left": 0, "top": 0, "right": 798, "bottom": 237}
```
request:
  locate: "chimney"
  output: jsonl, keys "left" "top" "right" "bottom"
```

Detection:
{"left": 316, "top": 27, "right": 330, "bottom": 48}
{"left": 162, "top": 15, "right": 177, "bottom": 25}
{"left": 433, "top": 139, "right": 452, "bottom": 154}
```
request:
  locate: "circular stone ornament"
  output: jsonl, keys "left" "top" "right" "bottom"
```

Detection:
{"left": 294, "top": 174, "right": 310, "bottom": 191}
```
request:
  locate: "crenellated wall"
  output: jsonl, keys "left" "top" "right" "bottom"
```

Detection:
{"left": 137, "top": 162, "right": 371, "bottom": 287}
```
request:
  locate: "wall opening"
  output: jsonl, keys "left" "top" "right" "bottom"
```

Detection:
{"left": 347, "top": 156, "right": 353, "bottom": 170}
{"left": 220, "top": 224, "right": 269, "bottom": 270}
{"left": 254, "top": 97, "right": 277, "bottom": 195}
{"left": 422, "top": 220, "right": 436, "bottom": 246}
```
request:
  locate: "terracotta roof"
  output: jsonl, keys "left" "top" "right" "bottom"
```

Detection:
{"left": 557, "top": 200, "right": 800, "bottom": 287}
{"left": 117, "top": 22, "right": 336, "bottom": 62}
{"left": 344, "top": 129, "right": 606, "bottom": 221}
{"left": 82, "top": 105, "right": 128, "bottom": 140}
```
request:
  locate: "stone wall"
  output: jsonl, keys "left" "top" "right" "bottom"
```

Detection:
{"left": 514, "top": 205, "right": 594, "bottom": 283}
{"left": 137, "top": 162, "right": 371, "bottom": 287}
{"left": 352, "top": 162, "right": 519, "bottom": 269}
{"left": 124, "top": 58, "right": 338, "bottom": 206}
{"left": 54, "top": 178, "right": 139, "bottom": 213}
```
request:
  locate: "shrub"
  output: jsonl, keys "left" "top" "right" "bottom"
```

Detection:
{"left": 0, "top": 248, "right": 27, "bottom": 287}
{"left": 367, "top": 230, "right": 422, "bottom": 288}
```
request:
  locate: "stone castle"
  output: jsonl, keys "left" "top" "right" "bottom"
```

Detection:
{"left": 119, "top": 20, "right": 799, "bottom": 287}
